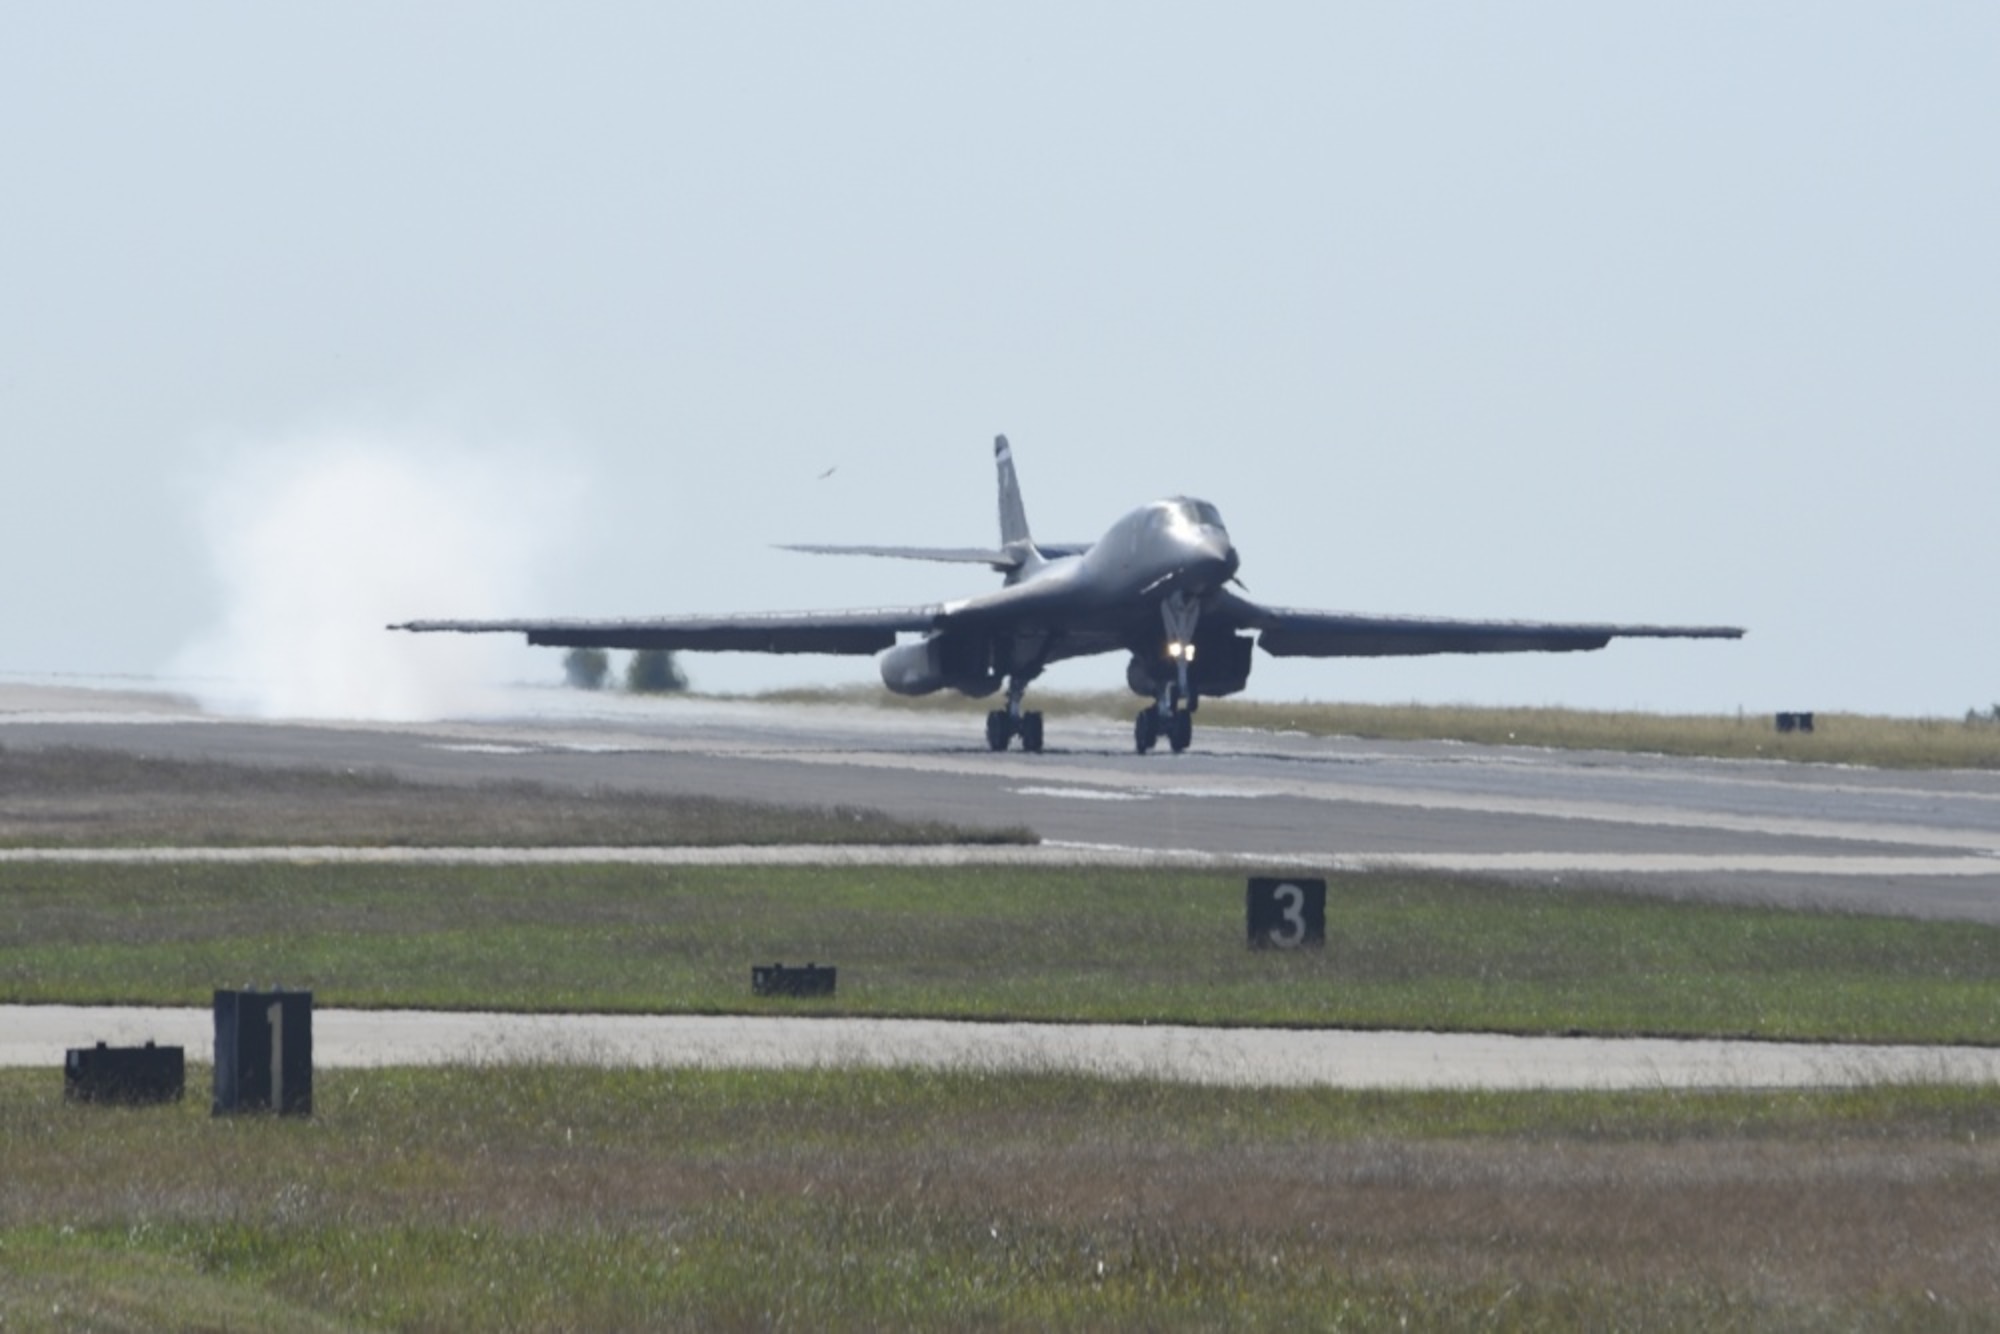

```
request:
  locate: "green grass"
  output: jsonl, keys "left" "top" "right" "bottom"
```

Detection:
{"left": 7, "top": 863, "right": 1999, "bottom": 1044}
{"left": 5, "top": 1067, "right": 1999, "bottom": 1331}
{"left": 760, "top": 685, "right": 2000, "bottom": 769}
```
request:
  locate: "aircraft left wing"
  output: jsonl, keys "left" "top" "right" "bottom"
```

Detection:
{"left": 1216, "top": 593, "right": 1744, "bottom": 658}
{"left": 392, "top": 606, "right": 941, "bottom": 655}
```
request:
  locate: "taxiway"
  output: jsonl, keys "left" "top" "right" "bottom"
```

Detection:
{"left": 11, "top": 1003, "right": 2000, "bottom": 1091}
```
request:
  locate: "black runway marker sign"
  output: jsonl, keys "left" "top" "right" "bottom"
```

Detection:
{"left": 1246, "top": 877, "right": 1326, "bottom": 950}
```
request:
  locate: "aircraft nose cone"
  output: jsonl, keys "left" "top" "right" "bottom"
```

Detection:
{"left": 1201, "top": 532, "right": 1239, "bottom": 579}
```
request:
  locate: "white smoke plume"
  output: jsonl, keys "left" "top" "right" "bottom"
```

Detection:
{"left": 172, "top": 431, "right": 585, "bottom": 720}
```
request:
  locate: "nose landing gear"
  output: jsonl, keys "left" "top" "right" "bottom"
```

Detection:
{"left": 1136, "top": 591, "right": 1201, "bottom": 755}
{"left": 1134, "top": 689, "right": 1193, "bottom": 754}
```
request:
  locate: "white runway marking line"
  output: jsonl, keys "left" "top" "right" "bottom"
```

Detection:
{"left": 1355, "top": 852, "right": 2000, "bottom": 877}
{"left": 1010, "top": 786, "right": 1152, "bottom": 802}
{"left": 0, "top": 712, "right": 213, "bottom": 727}
{"left": 7, "top": 1005, "right": 1998, "bottom": 1090}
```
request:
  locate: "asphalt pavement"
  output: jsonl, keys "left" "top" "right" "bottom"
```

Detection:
{"left": 7, "top": 679, "right": 2000, "bottom": 920}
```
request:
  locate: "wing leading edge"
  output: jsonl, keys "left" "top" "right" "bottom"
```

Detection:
{"left": 392, "top": 606, "right": 940, "bottom": 656}
{"left": 1218, "top": 593, "right": 1744, "bottom": 658}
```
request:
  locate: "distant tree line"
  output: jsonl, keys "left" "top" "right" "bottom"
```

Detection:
{"left": 562, "top": 647, "right": 687, "bottom": 694}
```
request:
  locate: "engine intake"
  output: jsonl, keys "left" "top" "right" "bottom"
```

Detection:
{"left": 880, "top": 635, "right": 1004, "bottom": 698}
{"left": 1126, "top": 632, "right": 1254, "bottom": 699}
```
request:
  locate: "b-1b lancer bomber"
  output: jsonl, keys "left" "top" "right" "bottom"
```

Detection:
{"left": 394, "top": 437, "right": 1743, "bottom": 754}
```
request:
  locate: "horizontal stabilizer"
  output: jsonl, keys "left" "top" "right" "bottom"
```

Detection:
{"left": 779, "top": 541, "right": 1093, "bottom": 568}
{"left": 778, "top": 543, "right": 1022, "bottom": 569}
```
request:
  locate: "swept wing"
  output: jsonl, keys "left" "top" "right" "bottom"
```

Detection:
{"left": 395, "top": 563, "right": 1111, "bottom": 655}
{"left": 1216, "top": 591, "right": 1743, "bottom": 657}
{"left": 394, "top": 606, "right": 940, "bottom": 655}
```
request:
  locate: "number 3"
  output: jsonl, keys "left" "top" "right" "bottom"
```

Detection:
{"left": 1270, "top": 883, "right": 1306, "bottom": 947}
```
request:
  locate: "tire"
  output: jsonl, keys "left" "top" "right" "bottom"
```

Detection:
{"left": 1169, "top": 710, "right": 1193, "bottom": 753}
{"left": 1134, "top": 709, "right": 1159, "bottom": 754}
{"left": 985, "top": 710, "right": 1013, "bottom": 752}
{"left": 1020, "top": 711, "right": 1045, "bottom": 754}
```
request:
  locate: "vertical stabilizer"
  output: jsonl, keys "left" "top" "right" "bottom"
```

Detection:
{"left": 994, "top": 434, "right": 1032, "bottom": 548}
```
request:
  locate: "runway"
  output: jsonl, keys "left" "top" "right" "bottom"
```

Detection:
{"left": 6, "top": 679, "right": 2000, "bottom": 920}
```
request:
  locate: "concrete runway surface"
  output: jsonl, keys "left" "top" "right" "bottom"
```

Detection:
{"left": 5, "top": 678, "right": 1998, "bottom": 1091}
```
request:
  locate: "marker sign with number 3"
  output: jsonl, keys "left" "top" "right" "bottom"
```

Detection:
{"left": 1246, "top": 877, "right": 1326, "bottom": 950}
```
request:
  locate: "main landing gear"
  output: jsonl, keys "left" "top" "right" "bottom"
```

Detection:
{"left": 985, "top": 673, "right": 1045, "bottom": 753}
{"left": 985, "top": 708, "right": 1044, "bottom": 753}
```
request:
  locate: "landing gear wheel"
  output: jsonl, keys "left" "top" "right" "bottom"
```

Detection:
{"left": 1134, "top": 708, "right": 1159, "bottom": 755}
{"left": 1019, "top": 711, "right": 1045, "bottom": 754}
{"left": 1168, "top": 709, "right": 1194, "bottom": 754}
{"left": 985, "top": 710, "right": 1015, "bottom": 752}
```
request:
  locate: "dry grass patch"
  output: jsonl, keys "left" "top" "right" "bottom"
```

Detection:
{"left": 0, "top": 745, "right": 1032, "bottom": 848}
{"left": 4, "top": 1069, "right": 1999, "bottom": 1330}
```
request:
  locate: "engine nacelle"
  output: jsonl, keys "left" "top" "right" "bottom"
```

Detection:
{"left": 1125, "top": 632, "right": 1255, "bottom": 699}
{"left": 880, "top": 635, "right": 1004, "bottom": 698}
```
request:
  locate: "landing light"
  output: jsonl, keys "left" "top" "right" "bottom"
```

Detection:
{"left": 1166, "top": 641, "right": 1197, "bottom": 662}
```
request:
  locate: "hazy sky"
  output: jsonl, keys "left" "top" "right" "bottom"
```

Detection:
{"left": 4, "top": 4, "right": 1995, "bottom": 717}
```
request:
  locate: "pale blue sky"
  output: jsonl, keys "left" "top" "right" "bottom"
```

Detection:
{"left": 4, "top": 4, "right": 1995, "bottom": 716}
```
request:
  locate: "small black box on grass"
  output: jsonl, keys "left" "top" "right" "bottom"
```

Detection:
{"left": 64, "top": 1041, "right": 184, "bottom": 1105}
{"left": 752, "top": 962, "right": 837, "bottom": 997}
{"left": 213, "top": 988, "right": 313, "bottom": 1117}
{"left": 1247, "top": 877, "right": 1327, "bottom": 950}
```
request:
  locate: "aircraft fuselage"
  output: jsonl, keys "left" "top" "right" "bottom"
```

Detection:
{"left": 879, "top": 497, "right": 1246, "bottom": 709}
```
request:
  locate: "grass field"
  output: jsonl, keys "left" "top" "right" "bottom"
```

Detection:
{"left": 5, "top": 743, "right": 2000, "bottom": 1328}
{"left": 763, "top": 685, "right": 2000, "bottom": 770}
{"left": 6, "top": 1068, "right": 2000, "bottom": 1331}
{"left": 7, "top": 863, "right": 2000, "bottom": 1044}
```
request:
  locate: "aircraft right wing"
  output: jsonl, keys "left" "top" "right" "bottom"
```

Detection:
{"left": 1216, "top": 592, "right": 1745, "bottom": 658}
{"left": 392, "top": 606, "right": 943, "bottom": 655}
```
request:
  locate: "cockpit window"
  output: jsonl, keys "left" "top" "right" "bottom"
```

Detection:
{"left": 1167, "top": 498, "right": 1225, "bottom": 529}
